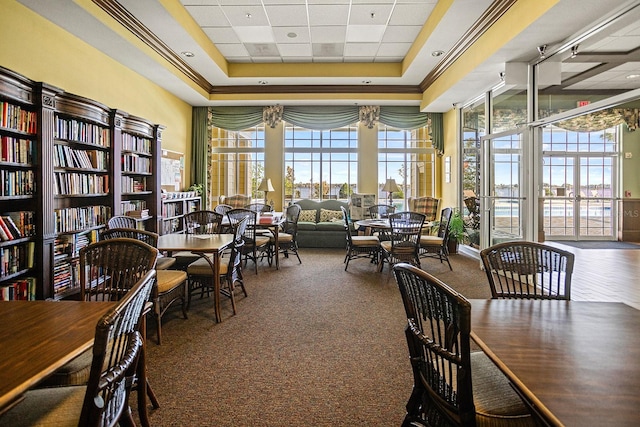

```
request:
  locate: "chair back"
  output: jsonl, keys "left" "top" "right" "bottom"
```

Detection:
{"left": 283, "top": 204, "right": 302, "bottom": 237}
{"left": 214, "top": 204, "right": 233, "bottom": 216}
{"left": 411, "top": 197, "right": 440, "bottom": 222}
{"left": 183, "top": 210, "right": 223, "bottom": 234}
{"left": 436, "top": 207, "right": 452, "bottom": 240}
{"left": 340, "top": 206, "right": 354, "bottom": 244}
{"left": 480, "top": 241, "right": 574, "bottom": 300}
{"left": 107, "top": 215, "right": 137, "bottom": 229}
{"left": 101, "top": 227, "right": 159, "bottom": 247}
{"left": 227, "top": 208, "right": 257, "bottom": 243}
{"left": 225, "top": 217, "right": 247, "bottom": 284}
{"left": 79, "top": 270, "right": 156, "bottom": 427}
{"left": 393, "top": 263, "right": 475, "bottom": 427}
{"left": 368, "top": 204, "right": 396, "bottom": 219}
{"left": 79, "top": 238, "right": 158, "bottom": 301}
{"left": 387, "top": 211, "right": 425, "bottom": 261}
{"left": 245, "top": 202, "right": 273, "bottom": 213}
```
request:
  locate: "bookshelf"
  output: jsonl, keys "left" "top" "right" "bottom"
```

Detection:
{"left": 160, "top": 193, "right": 201, "bottom": 234}
{"left": 112, "top": 111, "right": 163, "bottom": 233}
{"left": 0, "top": 65, "right": 165, "bottom": 300}
{"left": 0, "top": 68, "right": 42, "bottom": 300}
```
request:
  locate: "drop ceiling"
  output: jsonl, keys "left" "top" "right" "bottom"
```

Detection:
{"left": 13, "top": 0, "right": 640, "bottom": 112}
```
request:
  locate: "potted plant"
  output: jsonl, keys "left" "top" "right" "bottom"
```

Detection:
{"left": 447, "top": 208, "right": 465, "bottom": 254}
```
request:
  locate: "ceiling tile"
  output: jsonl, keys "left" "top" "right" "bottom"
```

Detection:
{"left": 344, "top": 42, "right": 380, "bottom": 56}
{"left": 273, "top": 27, "right": 311, "bottom": 43}
{"left": 245, "top": 43, "right": 281, "bottom": 57}
{"left": 234, "top": 26, "right": 276, "bottom": 43}
{"left": 382, "top": 25, "right": 422, "bottom": 43}
{"left": 348, "top": 4, "right": 393, "bottom": 25}
{"left": 278, "top": 44, "right": 313, "bottom": 57}
{"left": 215, "top": 43, "right": 250, "bottom": 57}
{"left": 221, "top": 5, "right": 269, "bottom": 26}
{"left": 265, "top": 5, "right": 308, "bottom": 27}
{"left": 308, "top": 5, "right": 349, "bottom": 26}
{"left": 184, "top": 5, "right": 228, "bottom": 26}
{"left": 388, "top": 3, "right": 434, "bottom": 26}
{"left": 312, "top": 43, "right": 345, "bottom": 57}
{"left": 202, "top": 27, "right": 241, "bottom": 44}
{"left": 310, "top": 26, "right": 346, "bottom": 43}
{"left": 346, "top": 25, "right": 386, "bottom": 43}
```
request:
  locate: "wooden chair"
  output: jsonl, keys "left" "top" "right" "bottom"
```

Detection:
{"left": 379, "top": 211, "right": 425, "bottom": 272}
{"left": 214, "top": 203, "right": 233, "bottom": 216}
{"left": 368, "top": 204, "right": 395, "bottom": 219}
{"left": 341, "top": 206, "right": 380, "bottom": 270}
{"left": 227, "top": 208, "right": 270, "bottom": 274}
{"left": 101, "top": 228, "right": 188, "bottom": 345}
{"left": 172, "top": 210, "right": 224, "bottom": 269}
{"left": 1, "top": 270, "right": 156, "bottom": 427}
{"left": 269, "top": 203, "right": 302, "bottom": 264}
{"left": 392, "top": 263, "right": 535, "bottom": 427}
{"left": 186, "top": 216, "right": 248, "bottom": 318}
{"left": 419, "top": 207, "right": 453, "bottom": 270}
{"left": 480, "top": 241, "right": 575, "bottom": 300}
{"left": 245, "top": 202, "right": 273, "bottom": 213}
{"left": 107, "top": 214, "right": 137, "bottom": 229}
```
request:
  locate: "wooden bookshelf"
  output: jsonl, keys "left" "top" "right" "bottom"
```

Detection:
{"left": 0, "top": 65, "right": 165, "bottom": 300}
{"left": 160, "top": 194, "right": 201, "bottom": 234}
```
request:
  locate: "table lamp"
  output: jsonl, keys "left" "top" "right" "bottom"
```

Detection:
{"left": 382, "top": 178, "right": 400, "bottom": 206}
{"left": 258, "top": 177, "right": 275, "bottom": 205}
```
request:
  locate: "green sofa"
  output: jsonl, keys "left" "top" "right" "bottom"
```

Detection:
{"left": 293, "top": 199, "right": 350, "bottom": 248}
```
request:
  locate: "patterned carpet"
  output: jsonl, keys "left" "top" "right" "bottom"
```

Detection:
{"left": 139, "top": 248, "right": 491, "bottom": 427}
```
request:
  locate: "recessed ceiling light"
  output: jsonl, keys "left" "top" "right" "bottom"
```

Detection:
{"left": 258, "top": 80, "right": 268, "bottom": 85}
{"left": 287, "top": 32, "right": 297, "bottom": 39}
{"left": 362, "top": 80, "right": 372, "bottom": 84}
{"left": 246, "top": 13, "right": 252, "bottom": 19}
{"left": 431, "top": 50, "right": 444, "bottom": 57}
{"left": 626, "top": 74, "right": 640, "bottom": 79}
{"left": 181, "top": 51, "right": 195, "bottom": 58}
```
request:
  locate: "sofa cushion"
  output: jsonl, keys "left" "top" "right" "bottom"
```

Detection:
{"left": 315, "top": 221, "right": 345, "bottom": 232}
{"left": 299, "top": 209, "right": 317, "bottom": 222}
{"left": 319, "top": 208, "right": 343, "bottom": 222}
{"left": 297, "top": 222, "right": 318, "bottom": 231}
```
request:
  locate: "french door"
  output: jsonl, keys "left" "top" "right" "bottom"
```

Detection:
{"left": 480, "top": 130, "right": 530, "bottom": 248}
{"left": 541, "top": 153, "right": 617, "bottom": 240}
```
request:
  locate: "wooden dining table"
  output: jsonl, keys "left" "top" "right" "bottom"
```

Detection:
{"left": 469, "top": 299, "right": 640, "bottom": 427}
{"left": 157, "top": 233, "right": 234, "bottom": 322}
{"left": 0, "top": 300, "right": 116, "bottom": 413}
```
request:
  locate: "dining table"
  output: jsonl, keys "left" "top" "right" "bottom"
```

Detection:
{"left": 0, "top": 300, "right": 116, "bottom": 414}
{"left": 157, "top": 233, "right": 234, "bottom": 322}
{"left": 469, "top": 299, "right": 640, "bottom": 427}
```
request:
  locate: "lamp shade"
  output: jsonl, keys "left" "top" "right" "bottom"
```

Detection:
{"left": 382, "top": 178, "right": 400, "bottom": 193}
{"left": 258, "top": 178, "right": 275, "bottom": 192}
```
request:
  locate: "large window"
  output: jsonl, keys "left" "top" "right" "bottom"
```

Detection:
{"left": 377, "top": 125, "right": 434, "bottom": 211}
{"left": 210, "top": 126, "right": 265, "bottom": 203}
{"left": 284, "top": 124, "right": 358, "bottom": 202}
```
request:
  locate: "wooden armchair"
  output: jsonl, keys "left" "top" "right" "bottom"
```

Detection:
{"left": 393, "top": 263, "right": 534, "bottom": 427}
{"left": 379, "top": 211, "right": 425, "bottom": 271}
{"left": 480, "top": 240, "right": 575, "bottom": 300}
{"left": 2, "top": 270, "right": 156, "bottom": 427}
{"left": 341, "top": 206, "right": 380, "bottom": 270}
{"left": 107, "top": 214, "right": 137, "bottom": 229}
{"left": 419, "top": 207, "right": 453, "bottom": 270}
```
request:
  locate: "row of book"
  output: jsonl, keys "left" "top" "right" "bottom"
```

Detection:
{"left": 0, "top": 214, "right": 29, "bottom": 241}
{"left": 0, "top": 277, "right": 36, "bottom": 300}
{"left": 53, "top": 258, "right": 79, "bottom": 295}
{"left": 54, "top": 172, "right": 109, "bottom": 195}
{"left": 0, "top": 169, "right": 34, "bottom": 196}
{"left": 54, "top": 144, "right": 108, "bottom": 170}
{"left": 122, "top": 154, "right": 151, "bottom": 174}
{"left": 1, "top": 136, "right": 34, "bottom": 164}
{"left": 54, "top": 116, "right": 110, "bottom": 147}
{"left": 122, "top": 134, "right": 152, "bottom": 154}
{"left": 121, "top": 176, "right": 147, "bottom": 193}
{"left": 0, "top": 241, "right": 34, "bottom": 278}
{"left": 125, "top": 209, "right": 149, "bottom": 219}
{"left": 0, "top": 101, "right": 37, "bottom": 134}
{"left": 54, "top": 205, "right": 111, "bottom": 234}
{"left": 121, "top": 199, "right": 146, "bottom": 213}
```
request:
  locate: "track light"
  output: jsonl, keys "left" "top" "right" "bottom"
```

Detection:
{"left": 570, "top": 44, "right": 579, "bottom": 58}
{"left": 537, "top": 44, "right": 547, "bottom": 59}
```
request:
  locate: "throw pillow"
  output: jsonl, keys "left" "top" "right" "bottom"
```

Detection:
{"left": 319, "top": 209, "right": 343, "bottom": 222}
{"left": 299, "top": 209, "right": 317, "bottom": 222}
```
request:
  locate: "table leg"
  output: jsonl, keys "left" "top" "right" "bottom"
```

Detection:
{"left": 273, "top": 226, "right": 280, "bottom": 270}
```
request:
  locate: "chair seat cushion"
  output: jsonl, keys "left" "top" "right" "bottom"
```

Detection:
{"left": 273, "top": 232, "right": 293, "bottom": 243}
{"left": 380, "top": 241, "right": 417, "bottom": 254}
{"left": 352, "top": 236, "right": 380, "bottom": 246}
{"left": 37, "top": 349, "right": 93, "bottom": 387}
{"left": 187, "top": 256, "right": 228, "bottom": 276}
{"left": 156, "top": 270, "right": 187, "bottom": 293}
{"left": 253, "top": 235, "right": 271, "bottom": 247}
{"left": 0, "top": 385, "right": 86, "bottom": 426}
{"left": 420, "top": 235, "right": 443, "bottom": 245}
{"left": 471, "top": 351, "right": 534, "bottom": 422}
{"left": 156, "top": 256, "right": 177, "bottom": 270}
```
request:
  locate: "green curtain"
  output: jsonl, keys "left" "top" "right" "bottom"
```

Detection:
{"left": 209, "top": 106, "right": 263, "bottom": 131}
{"left": 430, "top": 113, "right": 444, "bottom": 155}
{"left": 378, "top": 106, "right": 430, "bottom": 129}
{"left": 191, "top": 107, "right": 209, "bottom": 207}
{"left": 283, "top": 106, "right": 359, "bottom": 130}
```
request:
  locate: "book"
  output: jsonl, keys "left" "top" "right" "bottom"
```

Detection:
{"left": 2, "top": 216, "right": 22, "bottom": 239}
{"left": 0, "top": 217, "right": 11, "bottom": 241}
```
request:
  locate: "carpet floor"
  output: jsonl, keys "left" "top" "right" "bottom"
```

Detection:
{"left": 141, "top": 248, "right": 491, "bottom": 427}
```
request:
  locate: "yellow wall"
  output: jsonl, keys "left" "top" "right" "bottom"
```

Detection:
{"left": 0, "top": 0, "right": 192, "bottom": 184}
{"left": 441, "top": 109, "right": 458, "bottom": 210}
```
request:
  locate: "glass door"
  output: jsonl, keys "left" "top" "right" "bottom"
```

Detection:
{"left": 542, "top": 154, "right": 617, "bottom": 240}
{"left": 480, "top": 130, "right": 529, "bottom": 248}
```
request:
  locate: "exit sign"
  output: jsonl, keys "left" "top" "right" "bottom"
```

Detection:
{"left": 577, "top": 100, "right": 590, "bottom": 107}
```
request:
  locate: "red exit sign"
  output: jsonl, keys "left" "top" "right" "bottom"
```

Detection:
{"left": 577, "top": 100, "right": 590, "bottom": 107}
